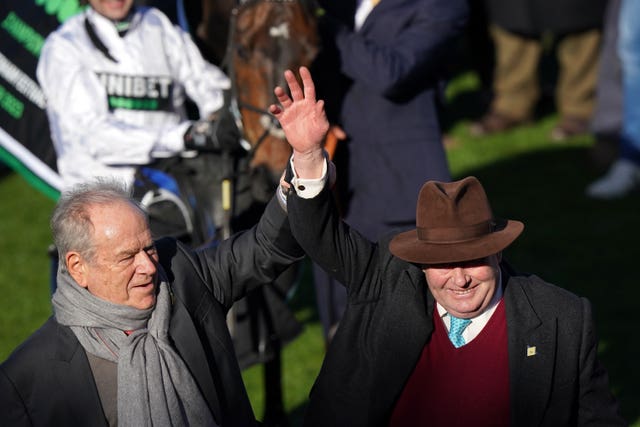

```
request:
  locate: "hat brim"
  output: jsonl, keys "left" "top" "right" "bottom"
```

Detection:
{"left": 389, "top": 219, "right": 524, "bottom": 264}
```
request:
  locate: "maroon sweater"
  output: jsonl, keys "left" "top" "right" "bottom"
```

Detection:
{"left": 389, "top": 301, "right": 510, "bottom": 427}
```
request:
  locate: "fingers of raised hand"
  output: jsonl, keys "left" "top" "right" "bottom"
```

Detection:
{"left": 271, "top": 68, "right": 321, "bottom": 123}
{"left": 285, "top": 69, "right": 304, "bottom": 101}
{"left": 274, "top": 86, "right": 291, "bottom": 107}
{"left": 299, "top": 66, "right": 316, "bottom": 102}
{"left": 268, "top": 103, "right": 282, "bottom": 116}
{"left": 315, "top": 100, "right": 329, "bottom": 131}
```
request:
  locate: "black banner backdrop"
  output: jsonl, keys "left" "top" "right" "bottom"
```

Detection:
{"left": 0, "top": 0, "right": 86, "bottom": 199}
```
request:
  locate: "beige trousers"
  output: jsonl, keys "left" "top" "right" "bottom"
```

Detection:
{"left": 490, "top": 25, "right": 601, "bottom": 121}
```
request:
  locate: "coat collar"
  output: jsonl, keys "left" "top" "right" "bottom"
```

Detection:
{"left": 503, "top": 269, "right": 556, "bottom": 426}
{"left": 358, "top": 0, "right": 403, "bottom": 33}
{"left": 169, "top": 296, "right": 223, "bottom": 422}
{"left": 367, "top": 266, "right": 433, "bottom": 413}
{"left": 52, "top": 322, "right": 109, "bottom": 426}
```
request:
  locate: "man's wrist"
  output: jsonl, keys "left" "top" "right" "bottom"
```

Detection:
{"left": 292, "top": 148, "right": 325, "bottom": 179}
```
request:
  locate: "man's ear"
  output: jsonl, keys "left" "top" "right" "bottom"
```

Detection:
{"left": 66, "top": 252, "right": 88, "bottom": 288}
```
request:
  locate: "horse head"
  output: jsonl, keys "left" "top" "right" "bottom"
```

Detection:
{"left": 230, "top": 0, "right": 319, "bottom": 191}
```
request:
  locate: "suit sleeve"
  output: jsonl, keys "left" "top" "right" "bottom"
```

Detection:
{"left": 577, "top": 298, "right": 627, "bottom": 425}
{"left": 324, "top": 0, "right": 468, "bottom": 98}
{"left": 287, "top": 179, "right": 380, "bottom": 297}
{"left": 194, "top": 195, "right": 305, "bottom": 309}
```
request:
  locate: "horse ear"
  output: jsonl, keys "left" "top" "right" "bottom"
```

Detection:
{"left": 234, "top": 6, "right": 263, "bottom": 49}
{"left": 234, "top": 7, "right": 251, "bottom": 33}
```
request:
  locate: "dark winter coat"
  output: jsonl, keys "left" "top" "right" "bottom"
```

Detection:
{"left": 486, "top": 0, "right": 608, "bottom": 35}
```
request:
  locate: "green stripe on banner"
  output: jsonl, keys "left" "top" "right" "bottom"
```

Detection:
{"left": 0, "top": 146, "right": 60, "bottom": 201}
{"left": 35, "top": 0, "right": 85, "bottom": 24}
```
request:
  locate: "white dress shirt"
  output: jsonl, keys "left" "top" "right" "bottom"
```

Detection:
{"left": 355, "top": 0, "right": 378, "bottom": 31}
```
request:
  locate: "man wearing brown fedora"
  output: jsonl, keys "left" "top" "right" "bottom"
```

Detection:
{"left": 270, "top": 67, "right": 626, "bottom": 427}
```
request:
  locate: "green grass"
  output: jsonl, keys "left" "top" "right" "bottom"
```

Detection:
{"left": 0, "top": 172, "right": 55, "bottom": 352}
{"left": 1, "top": 72, "right": 639, "bottom": 425}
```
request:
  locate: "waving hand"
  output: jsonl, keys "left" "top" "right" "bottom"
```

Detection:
{"left": 269, "top": 67, "right": 329, "bottom": 179}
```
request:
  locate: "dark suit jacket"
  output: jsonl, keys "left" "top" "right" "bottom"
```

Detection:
{"left": 313, "top": 0, "right": 468, "bottom": 240}
{"left": 0, "top": 197, "right": 304, "bottom": 426}
{"left": 485, "top": 0, "right": 607, "bottom": 35}
{"left": 287, "top": 185, "right": 626, "bottom": 427}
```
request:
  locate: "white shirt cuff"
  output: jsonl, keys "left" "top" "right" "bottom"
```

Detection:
{"left": 276, "top": 153, "right": 329, "bottom": 211}
{"left": 289, "top": 154, "right": 328, "bottom": 199}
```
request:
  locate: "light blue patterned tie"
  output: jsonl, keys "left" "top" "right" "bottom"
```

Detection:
{"left": 448, "top": 315, "right": 471, "bottom": 348}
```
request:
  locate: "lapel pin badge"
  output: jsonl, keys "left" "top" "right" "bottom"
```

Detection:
{"left": 527, "top": 345, "right": 537, "bottom": 357}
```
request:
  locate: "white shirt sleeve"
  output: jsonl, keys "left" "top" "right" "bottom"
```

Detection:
{"left": 160, "top": 16, "right": 230, "bottom": 118}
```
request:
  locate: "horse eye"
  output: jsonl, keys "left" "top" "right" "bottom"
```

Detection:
{"left": 236, "top": 45, "right": 250, "bottom": 60}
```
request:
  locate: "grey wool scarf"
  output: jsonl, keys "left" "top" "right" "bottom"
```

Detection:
{"left": 52, "top": 269, "right": 218, "bottom": 427}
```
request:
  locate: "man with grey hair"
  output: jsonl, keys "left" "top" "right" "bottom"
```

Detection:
{"left": 0, "top": 179, "right": 304, "bottom": 426}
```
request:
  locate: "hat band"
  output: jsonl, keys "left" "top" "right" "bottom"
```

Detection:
{"left": 417, "top": 220, "right": 495, "bottom": 242}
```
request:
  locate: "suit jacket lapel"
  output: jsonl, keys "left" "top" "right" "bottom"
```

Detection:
{"left": 359, "top": 0, "right": 383, "bottom": 33}
{"left": 504, "top": 273, "right": 557, "bottom": 427}
{"left": 169, "top": 297, "right": 223, "bottom": 422}
{"left": 359, "top": 0, "right": 402, "bottom": 32}
{"left": 53, "top": 324, "right": 109, "bottom": 426}
{"left": 371, "top": 269, "right": 433, "bottom": 413}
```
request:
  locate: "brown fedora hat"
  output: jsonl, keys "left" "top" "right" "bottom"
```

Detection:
{"left": 389, "top": 176, "right": 524, "bottom": 264}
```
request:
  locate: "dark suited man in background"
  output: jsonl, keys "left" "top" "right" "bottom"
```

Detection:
{"left": 0, "top": 180, "right": 303, "bottom": 426}
{"left": 270, "top": 66, "right": 626, "bottom": 427}
{"left": 310, "top": 0, "right": 469, "bottom": 342}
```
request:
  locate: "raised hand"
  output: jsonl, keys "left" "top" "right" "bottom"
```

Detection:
{"left": 269, "top": 67, "right": 329, "bottom": 179}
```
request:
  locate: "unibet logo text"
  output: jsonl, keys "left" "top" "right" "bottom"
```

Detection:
{"left": 96, "top": 72, "right": 174, "bottom": 111}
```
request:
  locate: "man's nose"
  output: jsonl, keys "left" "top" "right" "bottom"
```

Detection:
{"left": 136, "top": 251, "right": 157, "bottom": 275}
{"left": 451, "top": 267, "right": 469, "bottom": 286}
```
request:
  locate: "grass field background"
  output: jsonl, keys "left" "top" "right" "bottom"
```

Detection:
{"left": 1, "top": 71, "right": 639, "bottom": 425}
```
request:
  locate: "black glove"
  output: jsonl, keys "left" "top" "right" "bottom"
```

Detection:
{"left": 184, "top": 108, "right": 242, "bottom": 153}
